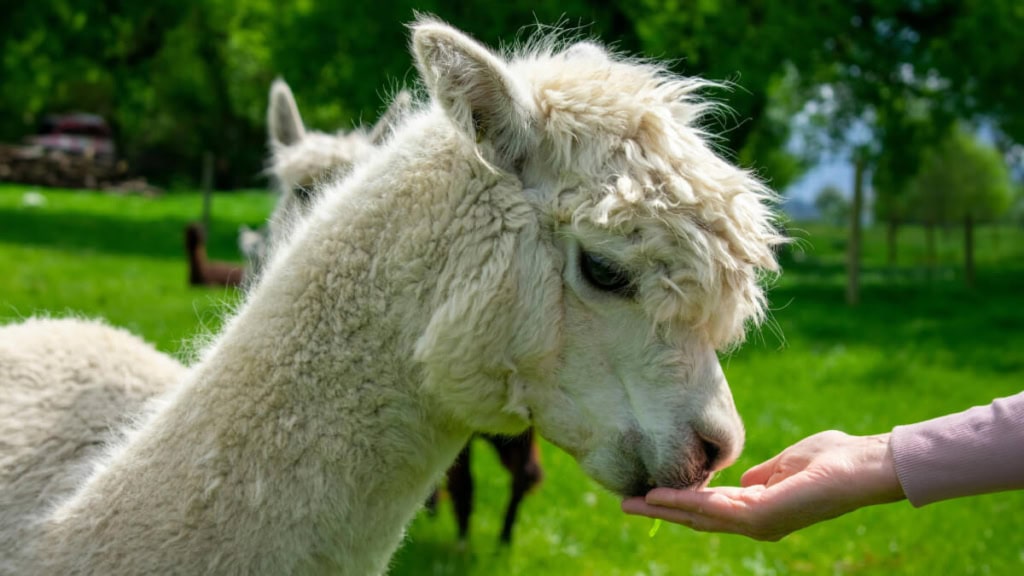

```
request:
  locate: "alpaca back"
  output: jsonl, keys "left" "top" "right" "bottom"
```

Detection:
{"left": 0, "top": 318, "right": 186, "bottom": 571}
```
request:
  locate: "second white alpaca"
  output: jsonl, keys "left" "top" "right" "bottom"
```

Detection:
{"left": 0, "top": 318, "right": 185, "bottom": 572}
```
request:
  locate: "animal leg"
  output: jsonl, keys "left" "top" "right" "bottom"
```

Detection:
{"left": 447, "top": 442, "right": 473, "bottom": 542}
{"left": 491, "top": 429, "right": 543, "bottom": 544}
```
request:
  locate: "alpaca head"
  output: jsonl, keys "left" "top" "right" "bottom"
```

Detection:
{"left": 266, "top": 79, "right": 374, "bottom": 246}
{"left": 265, "top": 79, "right": 411, "bottom": 246}
{"left": 409, "top": 20, "right": 786, "bottom": 497}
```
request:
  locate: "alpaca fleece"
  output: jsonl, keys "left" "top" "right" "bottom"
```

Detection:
{"left": 0, "top": 318, "right": 186, "bottom": 573}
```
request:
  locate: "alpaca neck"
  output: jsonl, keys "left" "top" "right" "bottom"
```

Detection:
{"left": 41, "top": 119, "right": 492, "bottom": 574}
{"left": 43, "top": 291, "right": 470, "bottom": 574}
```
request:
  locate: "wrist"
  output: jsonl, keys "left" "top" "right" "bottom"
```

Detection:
{"left": 864, "top": 433, "right": 906, "bottom": 505}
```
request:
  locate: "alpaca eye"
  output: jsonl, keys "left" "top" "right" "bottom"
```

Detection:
{"left": 580, "top": 251, "right": 635, "bottom": 297}
{"left": 294, "top": 185, "right": 315, "bottom": 203}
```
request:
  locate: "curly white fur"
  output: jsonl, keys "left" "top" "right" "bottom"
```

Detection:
{"left": 0, "top": 318, "right": 186, "bottom": 574}
{"left": 3, "top": 19, "right": 784, "bottom": 575}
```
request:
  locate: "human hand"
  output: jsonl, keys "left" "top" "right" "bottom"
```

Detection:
{"left": 621, "top": 431, "right": 906, "bottom": 541}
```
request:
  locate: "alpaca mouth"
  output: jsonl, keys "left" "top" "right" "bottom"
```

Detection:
{"left": 667, "top": 462, "right": 714, "bottom": 491}
{"left": 623, "top": 476, "right": 658, "bottom": 499}
{"left": 624, "top": 466, "right": 712, "bottom": 498}
{"left": 621, "top": 471, "right": 710, "bottom": 498}
{"left": 610, "top": 426, "right": 720, "bottom": 497}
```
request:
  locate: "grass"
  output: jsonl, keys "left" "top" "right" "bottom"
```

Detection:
{"left": 0, "top": 184, "right": 274, "bottom": 350}
{"left": 2, "top": 183, "right": 1023, "bottom": 575}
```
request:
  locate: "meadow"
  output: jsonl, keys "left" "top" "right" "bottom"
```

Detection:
{"left": 1, "top": 183, "right": 1022, "bottom": 575}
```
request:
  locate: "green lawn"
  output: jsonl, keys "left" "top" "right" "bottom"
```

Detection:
{"left": 0, "top": 184, "right": 274, "bottom": 351}
{"left": 2, "top": 184, "right": 1022, "bottom": 575}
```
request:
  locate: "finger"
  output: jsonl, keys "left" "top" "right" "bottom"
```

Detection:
{"left": 741, "top": 454, "right": 783, "bottom": 487}
{"left": 621, "top": 496, "right": 649, "bottom": 515}
{"left": 644, "top": 487, "right": 752, "bottom": 518}
{"left": 644, "top": 487, "right": 711, "bottom": 510}
{"left": 622, "top": 499, "right": 750, "bottom": 535}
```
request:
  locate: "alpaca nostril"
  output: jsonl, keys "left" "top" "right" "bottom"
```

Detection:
{"left": 698, "top": 435, "right": 722, "bottom": 472}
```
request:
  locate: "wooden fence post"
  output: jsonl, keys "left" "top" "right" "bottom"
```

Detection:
{"left": 200, "top": 151, "right": 214, "bottom": 233}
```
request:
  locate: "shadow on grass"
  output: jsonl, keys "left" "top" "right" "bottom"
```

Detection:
{"left": 779, "top": 248, "right": 965, "bottom": 284}
{"left": 0, "top": 207, "right": 244, "bottom": 261}
{"left": 755, "top": 266, "right": 1024, "bottom": 374}
{"left": 389, "top": 536, "right": 518, "bottom": 576}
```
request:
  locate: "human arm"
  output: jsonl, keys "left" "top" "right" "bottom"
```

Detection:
{"left": 621, "top": 392, "right": 1024, "bottom": 541}
{"left": 892, "top": 391, "right": 1024, "bottom": 506}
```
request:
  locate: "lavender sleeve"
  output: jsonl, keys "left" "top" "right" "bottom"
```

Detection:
{"left": 890, "top": 391, "right": 1024, "bottom": 507}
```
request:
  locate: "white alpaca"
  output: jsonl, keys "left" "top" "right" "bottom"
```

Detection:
{"left": 0, "top": 318, "right": 186, "bottom": 572}
{"left": 3, "top": 19, "right": 783, "bottom": 575}
{"left": 241, "top": 80, "right": 413, "bottom": 273}
{"left": 264, "top": 80, "right": 543, "bottom": 544}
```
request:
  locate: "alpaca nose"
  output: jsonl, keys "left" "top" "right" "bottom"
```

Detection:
{"left": 696, "top": 433, "right": 723, "bottom": 473}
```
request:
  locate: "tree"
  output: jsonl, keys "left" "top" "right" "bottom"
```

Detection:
{"left": 873, "top": 153, "right": 918, "bottom": 266}
{"left": 1010, "top": 185, "right": 1024, "bottom": 228}
{"left": 0, "top": 0, "right": 641, "bottom": 188}
{"left": 2, "top": 0, "right": 1022, "bottom": 195}
{"left": 909, "top": 128, "right": 1014, "bottom": 287}
{"left": 618, "top": 0, "right": 817, "bottom": 190}
{"left": 814, "top": 185, "right": 850, "bottom": 227}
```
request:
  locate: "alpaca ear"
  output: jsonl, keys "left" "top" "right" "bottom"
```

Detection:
{"left": 368, "top": 90, "right": 413, "bottom": 146}
{"left": 268, "top": 78, "right": 306, "bottom": 147}
{"left": 412, "top": 20, "right": 536, "bottom": 167}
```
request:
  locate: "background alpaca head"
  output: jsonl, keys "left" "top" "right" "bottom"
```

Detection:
{"left": 239, "top": 80, "right": 411, "bottom": 274}
{"left": 265, "top": 79, "right": 411, "bottom": 247}
{"left": 406, "top": 20, "right": 786, "bottom": 497}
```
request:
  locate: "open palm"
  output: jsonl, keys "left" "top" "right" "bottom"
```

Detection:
{"left": 622, "top": 431, "right": 905, "bottom": 541}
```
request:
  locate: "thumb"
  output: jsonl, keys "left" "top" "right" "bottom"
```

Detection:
{"left": 740, "top": 453, "right": 782, "bottom": 487}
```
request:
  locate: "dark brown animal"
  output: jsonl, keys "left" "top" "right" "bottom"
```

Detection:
{"left": 185, "top": 223, "right": 245, "bottom": 287}
{"left": 428, "top": 429, "right": 543, "bottom": 544}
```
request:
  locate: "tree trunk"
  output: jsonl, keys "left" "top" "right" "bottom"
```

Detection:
{"left": 925, "top": 221, "right": 937, "bottom": 276}
{"left": 964, "top": 212, "right": 975, "bottom": 289}
{"left": 201, "top": 150, "right": 214, "bottom": 233}
{"left": 886, "top": 218, "right": 899, "bottom": 267}
{"left": 846, "top": 157, "right": 865, "bottom": 306}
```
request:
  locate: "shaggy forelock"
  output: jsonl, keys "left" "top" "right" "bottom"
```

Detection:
{"left": 510, "top": 39, "right": 786, "bottom": 348}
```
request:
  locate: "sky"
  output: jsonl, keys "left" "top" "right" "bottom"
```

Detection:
{"left": 785, "top": 157, "right": 851, "bottom": 202}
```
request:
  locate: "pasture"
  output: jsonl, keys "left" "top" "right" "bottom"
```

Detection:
{"left": 1, "top": 183, "right": 1021, "bottom": 575}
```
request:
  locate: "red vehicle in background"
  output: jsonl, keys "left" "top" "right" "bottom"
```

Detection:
{"left": 26, "top": 113, "right": 116, "bottom": 162}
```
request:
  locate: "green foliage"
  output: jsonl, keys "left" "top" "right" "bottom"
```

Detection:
{"left": 933, "top": 1, "right": 1024, "bottom": 144}
{"left": 1011, "top": 185, "right": 1024, "bottom": 226}
{"left": 622, "top": 0, "right": 815, "bottom": 188}
{"left": 910, "top": 128, "right": 1014, "bottom": 225}
{"left": 0, "top": 0, "right": 636, "bottom": 189}
{"left": 2, "top": 0, "right": 1023, "bottom": 196}
{"left": 872, "top": 163, "right": 910, "bottom": 224}
{"left": 814, "top": 184, "right": 850, "bottom": 226}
